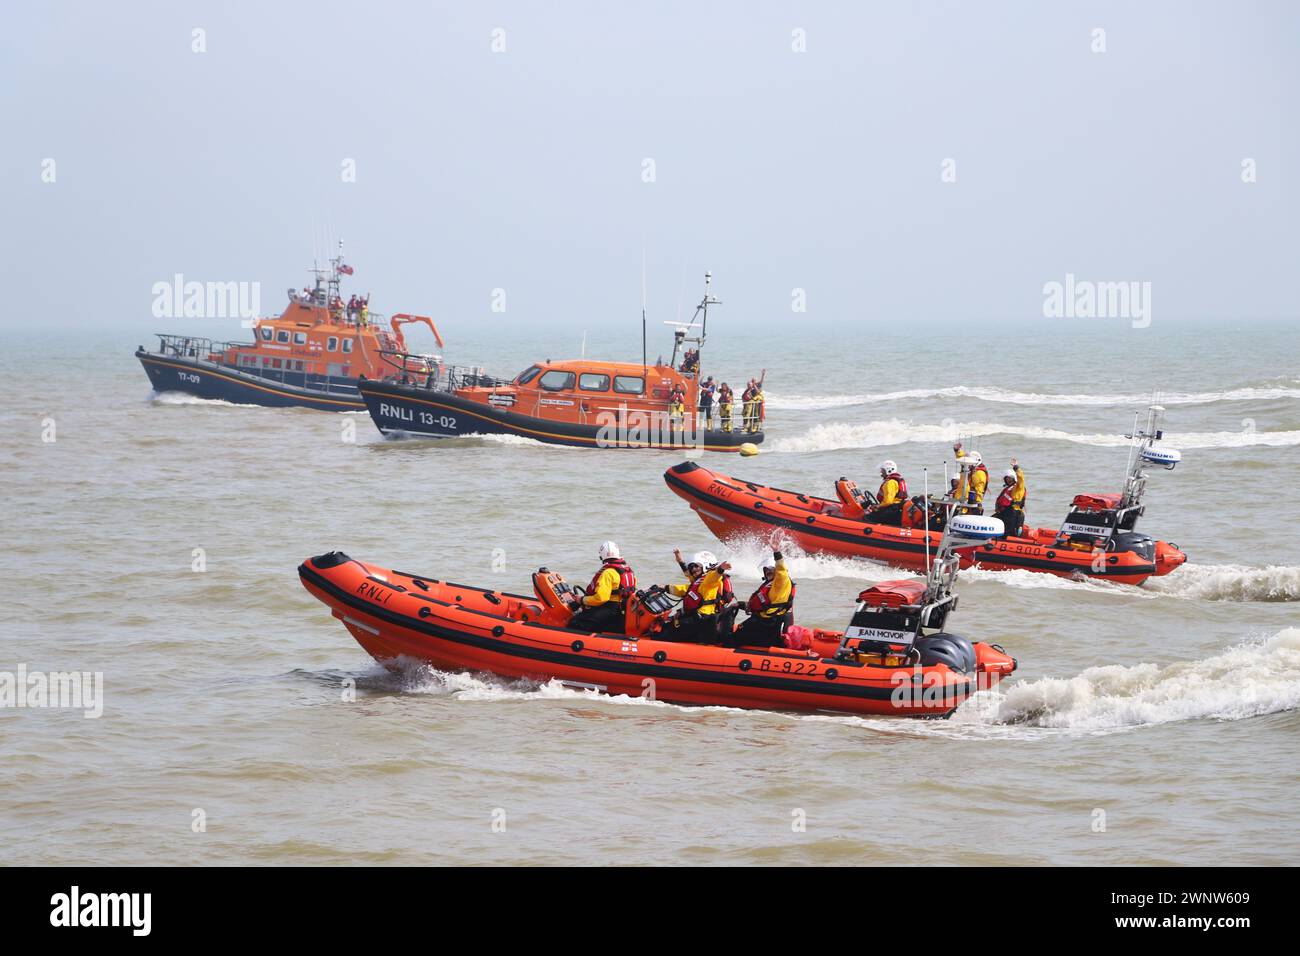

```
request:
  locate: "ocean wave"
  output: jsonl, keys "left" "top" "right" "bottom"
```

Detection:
{"left": 149, "top": 391, "right": 260, "bottom": 408}
{"left": 1143, "top": 564, "right": 1300, "bottom": 602}
{"left": 980, "top": 628, "right": 1300, "bottom": 731}
{"left": 961, "top": 566, "right": 1156, "bottom": 598}
{"left": 769, "top": 419, "right": 1300, "bottom": 454}
{"left": 765, "top": 383, "right": 1300, "bottom": 411}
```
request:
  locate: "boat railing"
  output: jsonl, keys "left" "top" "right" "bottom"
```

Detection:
{"left": 377, "top": 350, "right": 508, "bottom": 391}
{"left": 152, "top": 333, "right": 246, "bottom": 360}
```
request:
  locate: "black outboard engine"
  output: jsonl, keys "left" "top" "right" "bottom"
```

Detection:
{"left": 914, "top": 633, "right": 977, "bottom": 674}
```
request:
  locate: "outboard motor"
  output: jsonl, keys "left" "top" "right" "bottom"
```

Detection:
{"left": 834, "top": 514, "right": 1003, "bottom": 666}
{"left": 914, "top": 633, "right": 977, "bottom": 674}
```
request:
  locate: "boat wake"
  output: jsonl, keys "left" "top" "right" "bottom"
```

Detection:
{"left": 333, "top": 628, "right": 1300, "bottom": 736}
{"left": 970, "top": 628, "right": 1300, "bottom": 732}
{"left": 148, "top": 391, "right": 259, "bottom": 409}
{"left": 768, "top": 419, "right": 1300, "bottom": 454}
{"left": 801, "top": 628, "right": 1300, "bottom": 738}
{"left": 721, "top": 540, "right": 1300, "bottom": 607}
{"left": 765, "top": 381, "right": 1300, "bottom": 412}
{"left": 356, "top": 659, "right": 745, "bottom": 712}
{"left": 1142, "top": 564, "right": 1300, "bottom": 603}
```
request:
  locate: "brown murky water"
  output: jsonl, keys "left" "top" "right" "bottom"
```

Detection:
{"left": 4, "top": 323, "right": 1299, "bottom": 865}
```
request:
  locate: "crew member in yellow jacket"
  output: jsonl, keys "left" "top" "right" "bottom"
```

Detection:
{"left": 993, "top": 460, "right": 1028, "bottom": 536}
{"left": 868, "top": 459, "right": 909, "bottom": 526}
{"left": 568, "top": 541, "right": 636, "bottom": 634}
{"left": 729, "top": 550, "right": 796, "bottom": 647}
{"left": 668, "top": 548, "right": 734, "bottom": 643}
{"left": 953, "top": 443, "right": 989, "bottom": 514}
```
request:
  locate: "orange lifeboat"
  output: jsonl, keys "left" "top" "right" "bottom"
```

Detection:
{"left": 298, "top": 549, "right": 1016, "bottom": 719}
{"left": 664, "top": 461, "right": 1186, "bottom": 587}
{"left": 136, "top": 244, "right": 439, "bottom": 411}
{"left": 356, "top": 273, "right": 766, "bottom": 451}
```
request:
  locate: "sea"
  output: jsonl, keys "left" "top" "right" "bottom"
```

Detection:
{"left": 2, "top": 316, "right": 1297, "bottom": 865}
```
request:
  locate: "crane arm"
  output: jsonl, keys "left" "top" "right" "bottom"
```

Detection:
{"left": 390, "top": 314, "right": 444, "bottom": 349}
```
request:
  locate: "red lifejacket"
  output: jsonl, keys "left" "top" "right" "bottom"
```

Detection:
{"left": 878, "top": 472, "right": 907, "bottom": 502}
{"left": 996, "top": 484, "right": 1014, "bottom": 510}
{"left": 747, "top": 579, "right": 797, "bottom": 616}
{"left": 587, "top": 559, "right": 636, "bottom": 607}
{"left": 683, "top": 572, "right": 733, "bottom": 615}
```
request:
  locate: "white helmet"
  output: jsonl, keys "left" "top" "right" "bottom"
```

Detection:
{"left": 879, "top": 459, "right": 897, "bottom": 474}
{"left": 1003, "top": 469, "right": 1017, "bottom": 481}
{"left": 599, "top": 541, "right": 620, "bottom": 561}
{"left": 964, "top": 451, "right": 983, "bottom": 467}
{"left": 761, "top": 554, "right": 777, "bottom": 573}
{"left": 691, "top": 550, "right": 717, "bottom": 569}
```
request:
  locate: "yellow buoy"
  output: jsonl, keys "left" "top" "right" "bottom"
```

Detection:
{"left": 739, "top": 442, "right": 759, "bottom": 457}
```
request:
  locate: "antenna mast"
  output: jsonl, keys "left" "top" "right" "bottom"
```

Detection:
{"left": 641, "top": 250, "right": 648, "bottom": 374}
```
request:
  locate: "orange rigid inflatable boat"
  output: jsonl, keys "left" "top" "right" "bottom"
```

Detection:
{"left": 298, "top": 537, "right": 1017, "bottom": 718}
{"left": 664, "top": 407, "right": 1188, "bottom": 587}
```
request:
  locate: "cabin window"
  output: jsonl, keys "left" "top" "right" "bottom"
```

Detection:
{"left": 260, "top": 328, "right": 272, "bottom": 341}
{"left": 271, "top": 358, "right": 282, "bottom": 369}
{"left": 293, "top": 332, "right": 307, "bottom": 345}
{"left": 276, "top": 330, "right": 289, "bottom": 344}
{"left": 342, "top": 339, "right": 353, "bottom": 353}
{"left": 327, "top": 337, "right": 338, "bottom": 351}
{"left": 516, "top": 365, "right": 542, "bottom": 385}
{"left": 613, "top": 375, "right": 645, "bottom": 395}
{"left": 538, "top": 370, "right": 576, "bottom": 391}
{"left": 579, "top": 373, "right": 611, "bottom": 392}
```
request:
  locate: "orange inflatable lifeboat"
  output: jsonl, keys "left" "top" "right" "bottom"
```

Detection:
{"left": 666, "top": 461, "right": 1184, "bottom": 586}
{"left": 664, "top": 406, "right": 1189, "bottom": 587}
{"left": 298, "top": 539, "right": 1016, "bottom": 719}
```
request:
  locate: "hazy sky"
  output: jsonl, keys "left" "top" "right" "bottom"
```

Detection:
{"left": 2, "top": 1, "right": 1296, "bottom": 335}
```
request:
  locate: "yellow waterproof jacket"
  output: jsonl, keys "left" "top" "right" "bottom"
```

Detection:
{"left": 1007, "top": 468, "right": 1027, "bottom": 510}
{"left": 583, "top": 567, "right": 623, "bottom": 607}
{"left": 957, "top": 466, "right": 988, "bottom": 505}
{"left": 877, "top": 477, "right": 905, "bottom": 507}
{"left": 749, "top": 558, "right": 793, "bottom": 620}
{"left": 668, "top": 568, "right": 728, "bottom": 616}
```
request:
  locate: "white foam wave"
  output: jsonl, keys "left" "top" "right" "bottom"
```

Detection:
{"left": 769, "top": 419, "right": 1300, "bottom": 454}
{"left": 1144, "top": 564, "right": 1300, "bottom": 603}
{"left": 360, "top": 628, "right": 1300, "bottom": 735}
{"left": 379, "top": 659, "right": 739, "bottom": 711}
{"left": 765, "top": 383, "right": 1300, "bottom": 411}
{"left": 720, "top": 537, "right": 900, "bottom": 584}
{"left": 984, "top": 629, "right": 1300, "bottom": 731}
{"left": 961, "top": 566, "right": 1156, "bottom": 598}
{"left": 149, "top": 391, "right": 259, "bottom": 408}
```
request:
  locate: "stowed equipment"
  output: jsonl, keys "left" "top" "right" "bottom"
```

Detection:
{"left": 833, "top": 511, "right": 1007, "bottom": 674}
{"left": 532, "top": 568, "right": 679, "bottom": 639}
{"left": 1054, "top": 404, "right": 1182, "bottom": 555}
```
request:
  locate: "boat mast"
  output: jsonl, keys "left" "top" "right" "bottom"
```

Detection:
{"left": 665, "top": 272, "right": 720, "bottom": 368}
{"left": 641, "top": 249, "right": 648, "bottom": 375}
